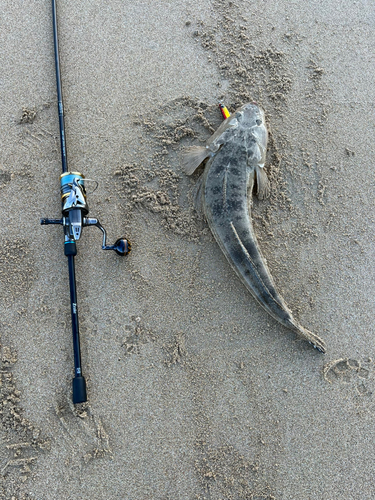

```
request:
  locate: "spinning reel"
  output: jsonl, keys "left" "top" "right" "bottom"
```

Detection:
{"left": 41, "top": 171, "right": 130, "bottom": 257}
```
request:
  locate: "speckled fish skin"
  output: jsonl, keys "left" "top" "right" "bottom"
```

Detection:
{"left": 185, "top": 103, "right": 326, "bottom": 353}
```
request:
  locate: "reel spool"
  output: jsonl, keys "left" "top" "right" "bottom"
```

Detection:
{"left": 60, "top": 171, "right": 88, "bottom": 214}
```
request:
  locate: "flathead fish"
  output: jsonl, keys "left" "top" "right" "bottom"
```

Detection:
{"left": 183, "top": 103, "right": 326, "bottom": 353}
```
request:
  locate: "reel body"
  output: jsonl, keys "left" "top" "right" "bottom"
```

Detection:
{"left": 61, "top": 171, "right": 87, "bottom": 248}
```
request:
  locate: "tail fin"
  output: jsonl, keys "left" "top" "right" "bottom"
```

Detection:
{"left": 288, "top": 321, "right": 326, "bottom": 353}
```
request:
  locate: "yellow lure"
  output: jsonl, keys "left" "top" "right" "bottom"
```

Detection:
{"left": 219, "top": 103, "right": 231, "bottom": 119}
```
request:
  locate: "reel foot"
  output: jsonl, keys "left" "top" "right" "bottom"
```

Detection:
{"left": 72, "top": 376, "right": 87, "bottom": 404}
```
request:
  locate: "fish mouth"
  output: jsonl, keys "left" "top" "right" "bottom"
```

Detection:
{"left": 241, "top": 102, "right": 261, "bottom": 112}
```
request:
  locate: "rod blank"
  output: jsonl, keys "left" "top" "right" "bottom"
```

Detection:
{"left": 52, "top": 0, "right": 68, "bottom": 174}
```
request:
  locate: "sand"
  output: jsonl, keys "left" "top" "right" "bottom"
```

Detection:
{"left": 0, "top": 0, "right": 374, "bottom": 498}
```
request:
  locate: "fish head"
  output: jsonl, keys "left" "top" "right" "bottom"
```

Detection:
{"left": 207, "top": 103, "right": 267, "bottom": 160}
{"left": 235, "top": 103, "right": 266, "bottom": 129}
{"left": 235, "top": 103, "right": 268, "bottom": 166}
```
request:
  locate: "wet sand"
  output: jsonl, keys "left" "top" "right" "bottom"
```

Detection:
{"left": 1, "top": 0, "right": 374, "bottom": 498}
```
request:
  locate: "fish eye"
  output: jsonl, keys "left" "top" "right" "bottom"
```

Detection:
{"left": 256, "top": 119, "right": 262, "bottom": 126}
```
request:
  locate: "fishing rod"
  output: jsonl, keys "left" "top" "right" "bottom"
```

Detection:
{"left": 41, "top": 0, "right": 130, "bottom": 404}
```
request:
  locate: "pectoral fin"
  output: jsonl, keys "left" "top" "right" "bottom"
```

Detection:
{"left": 182, "top": 146, "right": 211, "bottom": 175}
{"left": 255, "top": 166, "right": 270, "bottom": 200}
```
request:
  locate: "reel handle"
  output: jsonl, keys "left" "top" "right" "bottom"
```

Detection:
{"left": 83, "top": 218, "right": 131, "bottom": 255}
{"left": 40, "top": 218, "right": 63, "bottom": 225}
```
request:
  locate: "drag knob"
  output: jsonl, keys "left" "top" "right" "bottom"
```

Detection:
{"left": 114, "top": 238, "right": 131, "bottom": 256}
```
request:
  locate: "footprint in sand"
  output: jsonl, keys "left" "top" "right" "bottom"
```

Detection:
{"left": 121, "top": 316, "right": 156, "bottom": 356}
{"left": 0, "top": 343, "right": 49, "bottom": 498}
{"left": 323, "top": 357, "right": 373, "bottom": 397}
{"left": 55, "top": 401, "right": 112, "bottom": 464}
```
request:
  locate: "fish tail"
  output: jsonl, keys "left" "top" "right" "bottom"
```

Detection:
{"left": 287, "top": 321, "right": 326, "bottom": 353}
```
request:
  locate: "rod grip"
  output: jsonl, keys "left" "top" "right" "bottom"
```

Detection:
{"left": 72, "top": 376, "right": 87, "bottom": 404}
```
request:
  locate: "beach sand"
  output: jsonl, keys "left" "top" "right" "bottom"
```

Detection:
{"left": 0, "top": 0, "right": 374, "bottom": 498}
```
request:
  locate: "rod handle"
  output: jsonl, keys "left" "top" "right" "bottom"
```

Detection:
{"left": 72, "top": 376, "right": 87, "bottom": 404}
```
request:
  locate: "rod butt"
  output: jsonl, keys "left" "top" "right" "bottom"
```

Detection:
{"left": 72, "top": 376, "right": 87, "bottom": 404}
